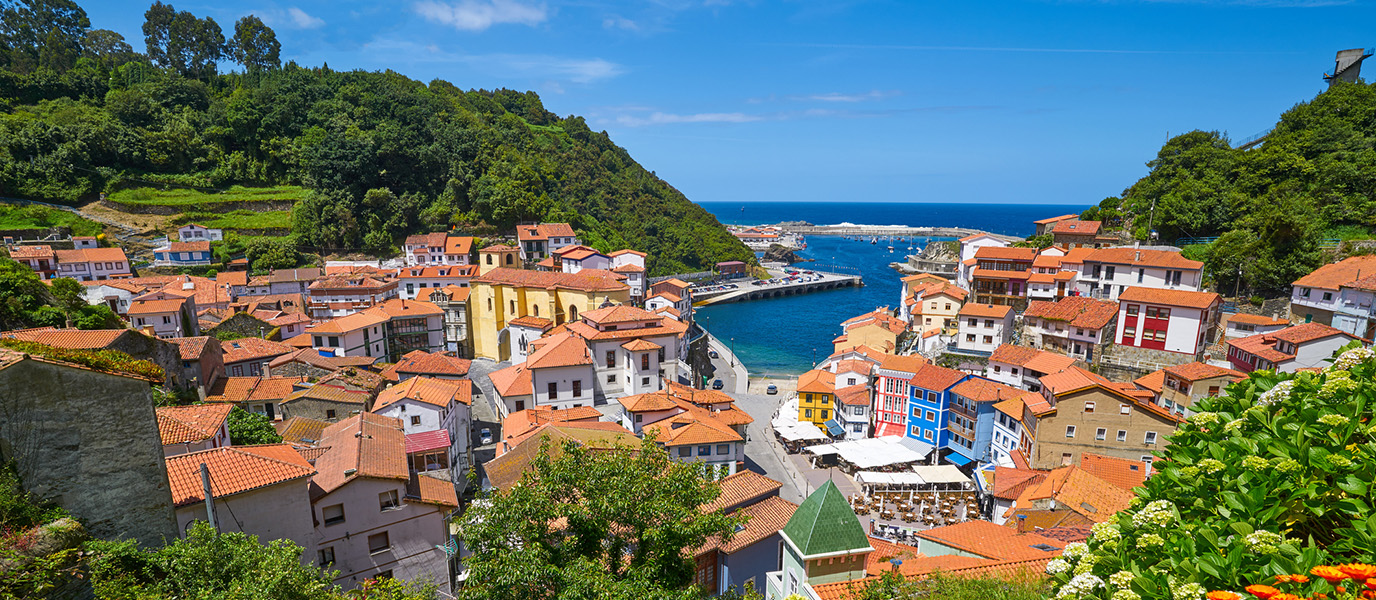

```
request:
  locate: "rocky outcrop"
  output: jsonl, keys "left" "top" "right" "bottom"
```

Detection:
{"left": 763, "top": 244, "right": 803, "bottom": 264}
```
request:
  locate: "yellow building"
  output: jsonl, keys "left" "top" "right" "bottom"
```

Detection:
{"left": 469, "top": 268, "right": 630, "bottom": 361}
{"left": 478, "top": 245, "right": 522, "bottom": 275}
{"left": 796, "top": 369, "right": 836, "bottom": 427}
{"left": 833, "top": 307, "right": 906, "bottom": 354}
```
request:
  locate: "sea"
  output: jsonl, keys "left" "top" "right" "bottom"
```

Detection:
{"left": 695, "top": 201, "right": 1088, "bottom": 377}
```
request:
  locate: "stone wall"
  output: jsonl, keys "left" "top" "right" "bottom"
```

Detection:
{"left": 0, "top": 359, "right": 177, "bottom": 547}
{"left": 205, "top": 313, "right": 276, "bottom": 341}
{"left": 108, "top": 332, "right": 186, "bottom": 389}
{"left": 1099, "top": 343, "right": 1198, "bottom": 379}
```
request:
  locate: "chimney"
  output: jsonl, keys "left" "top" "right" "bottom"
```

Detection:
{"left": 1134, "top": 240, "right": 1140, "bottom": 249}
{"left": 1135, "top": 251, "right": 1141, "bottom": 262}
{"left": 142, "top": 325, "right": 156, "bottom": 336}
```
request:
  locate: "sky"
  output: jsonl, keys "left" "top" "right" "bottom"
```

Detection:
{"left": 86, "top": 0, "right": 1376, "bottom": 205}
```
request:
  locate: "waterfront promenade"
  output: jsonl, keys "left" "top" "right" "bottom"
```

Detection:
{"left": 694, "top": 269, "right": 861, "bottom": 306}
{"left": 767, "top": 223, "right": 1023, "bottom": 243}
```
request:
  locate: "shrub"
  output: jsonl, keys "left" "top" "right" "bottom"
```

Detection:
{"left": 1049, "top": 342, "right": 1376, "bottom": 599}
{"left": 1250, "top": 296, "right": 1265, "bottom": 307}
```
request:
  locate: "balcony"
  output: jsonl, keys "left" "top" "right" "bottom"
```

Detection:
{"left": 948, "top": 422, "right": 975, "bottom": 440}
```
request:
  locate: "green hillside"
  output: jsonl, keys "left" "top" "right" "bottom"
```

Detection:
{"left": 1096, "top": 81, "right": 1376, "bottom": 295}
{"left": 0, "top": 1, "right": 753, "bottom": 276}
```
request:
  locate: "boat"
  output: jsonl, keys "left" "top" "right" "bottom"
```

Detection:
{"left": 887, "top": 245, "right": 894, "bottom": 252}
{"left": 870, "top": 237, "right": 877, "bottom": 244}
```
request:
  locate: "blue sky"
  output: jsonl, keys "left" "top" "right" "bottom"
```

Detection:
{"left": 87, "top": 0, "right": 1375, "bottom": 205}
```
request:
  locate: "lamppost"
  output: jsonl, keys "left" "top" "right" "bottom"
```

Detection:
{"left": 730, "top": 337, "right": 735, "bottom": 368}
{"left": 812, "top": 347, "right": 817, "bottom": 367}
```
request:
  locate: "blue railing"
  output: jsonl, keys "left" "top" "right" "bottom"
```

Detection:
{"left": 1176, "top": 236, "right": 1220, "bottom": 246}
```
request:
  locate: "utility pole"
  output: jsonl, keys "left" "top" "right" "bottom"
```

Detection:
{"left": 200, "top": 463, "right": 218, "bottom": 532}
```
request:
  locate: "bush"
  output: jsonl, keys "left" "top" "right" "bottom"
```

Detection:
{"left": 1249, "top": 296, "right": 1265, "bottom": 307}
{"left": 1048, "top": 342, "right": 1376, "bottom": 600}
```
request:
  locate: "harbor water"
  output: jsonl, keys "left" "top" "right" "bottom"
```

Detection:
{"left": 696, "top": 201, "right": 1086, "bottom": 376}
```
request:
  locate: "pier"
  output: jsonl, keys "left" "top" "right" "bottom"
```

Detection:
{"left": 767, "top": 223, "right": 1023, "bottom": 243}
{"left": 694, "top": 269, "right": 862, "bottom": 306}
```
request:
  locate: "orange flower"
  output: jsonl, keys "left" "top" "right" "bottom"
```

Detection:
{"left": 1360, "top": 591, "right": 1375, "bottom": 600}
{"left": 1366, "top": 579, "right": 1376, "bottom": 591}
{"left": 1209, "top": 592, "right": 1242, "bottom": 600}
{"left": 1340, "top": 565, "right": 1376, "bottom": 581}
{"left": 1277, "top": 575, "right": 1311, "bottom": 584}
{"left": 1274, "top": 594, "right": 1302, "bottom": 600}
{"left": 1249, "top": 586, "right": 1283, "bottom": 600}
{"left": 1311, "top": 566, "right": 1349, "bottom": 584}
{"left": 1336, "top": 588, "right": 1347, "bottom": 595}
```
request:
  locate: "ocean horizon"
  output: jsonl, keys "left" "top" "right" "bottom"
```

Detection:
{"left": 695, "top": 201, "right": 1089, "bottom": 376}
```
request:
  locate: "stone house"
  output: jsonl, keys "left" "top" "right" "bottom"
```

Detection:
{"left": 1023, "top": 295, "right": 1119, "bottom": 365}
{"left": 156, "top": 403, "right": 234, "bottom": 456}
{"left": 0, "top": 327, "right": 188, "bottom": 389}
{"left": 1132, "top": 362, "right": 1246, "bottom": 418}
{"left": 281, "top": 383, "right": 373, "bottom": 422}
{"left": 168, "top": 336, "right": 225, "bottom": 390}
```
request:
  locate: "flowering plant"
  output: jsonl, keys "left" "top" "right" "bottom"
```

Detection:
{"left": 1049, "top": 342, "right": 1376, "bottom": 599}
{"left": 1233, "top": 564, "right": 1376, "bottom": 600}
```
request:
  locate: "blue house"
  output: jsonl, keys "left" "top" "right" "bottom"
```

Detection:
{"left": 153, "top": 240, "right": 213, "bottom": 267}
{"left": 905, "top": 364, "right": 970, "bottom": 459}
{"left": 946, "top": 377, "right": 1024, "bottom": 466}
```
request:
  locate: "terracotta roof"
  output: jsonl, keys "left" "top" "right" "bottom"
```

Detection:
{"left": 958, "top": 303, "right": 1013, "bottom": 319}
{"left": 696, "top": 495, "right": 797, "bottom": 555}
{"left": 398, "top": 265, "right": 477, "bottom": 279}
{"left": 485, "top": 424, "right": 637, "bottom": 490}
{"left": 1024, "top": 296, "right": 1119, "bottom": 329}
{"left": 649, "top": 291, "right": 682, "bottom": 303}
{"left": 403, "top": 429, "right": 451, "bottom": 454}
{"left": 373, "top": 376, "right": 470, "bottom": 410}
{"left": 914, "top": 520, "right": 1066, "bottom": 561}
{"left": 1, "top": 327, "right": 130, "bottom": 349}
{"left": 127, "top": 297, "right": 189, "bottom": 315}
{"left": 488, "top": 362, "right": 533, "bottom": 398}
{"left": 974, "top": 247, "right": 1038, "bottom": 261}
{"left": 909, "top": 364, "right": 967, "bottom": 391}
{"left": 1163, "top": 362, "right": 1245, "bottom": 383}
{"left": 836, "top": 385, "right": 870, "bottom": 406}
{"left": 429, "top": 284, "right": 470, "bottom": 303}
{"left": 472, "top": 267, "right": 627, "bottom": 293}
{"left": 1038, "top": 366, "right": 1117, "bottom": 396}
{"left": 220, "top": 337, "right": 294, "bottom": 365}
{"left": 990, "top": 466, "right": 1048, "bottom": 500}
{"left": 516, "top": 222, "right": 576, "bottom": 241}
{"left": 446, "top": 236, "right": 474, "bottom": 255}
{"left": 278, "top": 416, "right": 330, "bottom": 446}
{"left": 526, "top": 332, "right": 593, "bottom": 370}
{"left": 1133, "top": 370, "right": 1165, "bottom": 394}
{"left": 1293, "top": 255, "right": 1376, "bottom": 290}
{"left": 878, "top": 353, "right": 928, "bottom": 374}
{"left": 702, "top": 471, "right": 784, "bottom": 513}
{"left": 405, "top": 232, "right": 447, "bottom": 246}
{"left": 156, "top": 403, "right": 233, "bottom": 445}
{"left": 1343, "top": 272, "right": 1376, "bottom": 292}
{"left": 621, "top": 338, "right": 662, "bottom": 352}
{"left": 951, "top": 378, "right": 1022, "bottom": 403}
{"left": 617, "top": 390, "right": 681, "bottom": 412}
{"left": 8, "top": 245, "right": 56, "bottom": 259}
{"left": 560, "top": 318, "right": 689, "bottom": 342}
{"left": 1034, "top": 214, "right": 1079, "bottom": 225}
{"left": 1226, "top": 313, "right": 1290, "bottom": 327}
{"left": 168, "top": 240, "right": 211, "bottom": 253}
{"left": 1118, "top": 287, "right": 1220, "bottom": 309}
{"left": 165, "top": 444, "right": 315, "bottom": 507}
{"left": 1078, "top": 453, "right": 1149, "bottom": 491}
{"left": 971, "top": 267, "right": 1031, "bottom": 281}
{"left": 385, "top": 350, "right": 471, "bottom": 379}
{"left": 509, "top": 315, "right": 553, "bottom": 329}
{"left": 992, "top": 393, "right": 1029, "bottom": 420}
{"left": 611, "top": 264, "right": 645, "bottom": 273}
{"left": 55, "top": 247, "right": 128, "bottom": 264}
{"left": 1011, "top": 466, "right": 1134, "bottom": 523}
{"left": 268, "top": 348, "right": 361, "bottom": 372}
{"left": 989, "top": 345, "right": 1075, "bottom": 375}
{"left": 408, "top": 472, "right": 459, "bottom": 507}
{"left": 304, "top": 309, "right": 389, "bottom": 335}
{"left": 907, "top": 280, "right": 970, "bottom": 304}
{"left": 642, "top": 410, "right": 742, "bottom": 446}
{"left": 1050, "top": 220, "right": 1101, "bottom": 235}
{"left": 501, "top": 406, "right": 604, "bottom": 442}
{"left": 1227, "top": 333, "right": 1293, "bottom": 363}
{"left": 557, "top": 245, "right": 604, "bottom": 261}
{"left": 204, "top": 376, "right": 263, "bottom": 403}
{"left": 282, "top": 383, "right": 370, "bottom": 406}
{"left": 312, "top": 413, "right": 409, "bottom": 495}
{"left": 1270, "top": 321, "right": 1352, "bottom": 344}
{"left": 798, "top": 369, "right": 836, "bottom": 394}
{"left": 580, "top": 304, "right": 664, "bottom": 325}
{"left": 1084, "top": 247, "right": 1203, "bottom": 270}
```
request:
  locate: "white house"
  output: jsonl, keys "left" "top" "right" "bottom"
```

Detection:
{"left": 1226, "top": 322, "right": 1358, "bottom": 374}
{"left": 526, "top": 332, "right": 598, "bottom": 410}
{"left": 506, "top": 315, "right": 553, "bottom": 364}
{"left": 178, "top": 223, "right": 223, "bottom": 242}
{"left": 1077, "top": 247, "right": 1204, "bottom": 301}
{"left": 985, "top": 345, "right": 1076, "bottom": 392}
{"left": 128, "top": 293, "right": 199, "bottom": 338}
{"left": 990, "top": 392, "right": 1035, "bottom": 470}
{"left": 1222, "top": 313, "right": 1290, "bottom": 339}
{"left": 54, "top": 247, "right": 131, "bottom": 281}
{"left": 397, "top": 265, "right": 477, "bottom": 300}
{"left": 956, "top": 233, "right": 1008, "bottom": 289}
{"left": 1022, "top": 295, "right": 1119, "bottom": 364}
{"left": 556, "top": 245, "right": 611, "bottom": 274}
{"left": 1115, "top": 287, "right": 1220, "bottom": 358}
{"left": 306, "top": 299, "right": 445, "bottom": 361}
{"left": 371, "top": 376, "right": 473, "bottom": 490}
{"left": 165, "top": 445, "right": 314, "bottom": 551}
{"left": 403, "top": 233, "right": 474, "bottom": 267}
{"left": 955, "top": 303, "right": 1014, "bottom": 354}
{"left": 609, "top": 250, "right": 648, "bottom": 301}
{"left": 153, "top": 240, "right": 213, "bottom": 267}
{"left": 516, "top": 223, "right": 579, "bottom": 261}
{"left": 561, "top": 304, "right": 691, "bottom": 398}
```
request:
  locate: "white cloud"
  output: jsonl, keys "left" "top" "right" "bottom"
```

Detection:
{"left": 603, "top": 15, "right": 640, "bottom": 31}
{"left": 805, "top": 90, "right": 900, "bottom": 102}
{"left": 359, "top": 39, "right": 624, "bottom": 83}
{"left": 615, "top": 112, "right": 763, "bottom": 126}
{"left": 287, "top": 7, "right": 325, "bottom": 28}
{"left": 414, "top": 0, "right": 548, "bottom": 31}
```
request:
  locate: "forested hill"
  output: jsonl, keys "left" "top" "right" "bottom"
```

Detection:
{"left": 1083, "top": 81, "right": 1376, "bottom": 295}
{"left": 0, "top": 1, "right": 753, "bottom": 276}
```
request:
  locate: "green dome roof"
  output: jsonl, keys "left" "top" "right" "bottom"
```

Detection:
{"left": 781, "top": 480, "right": 871, "bottom": 557}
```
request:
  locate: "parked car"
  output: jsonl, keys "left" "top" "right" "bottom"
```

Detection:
{"left": 479, "top": 428, "right": 493, "bottom": 445}
{"left": 766, "top": 384, "right": 778, "bottom": 395}
{"left": 709, "top": 349, "right": 719, "bottom": 358}
{"left": 712, "top": 379, "right": 724, "bottom": 390}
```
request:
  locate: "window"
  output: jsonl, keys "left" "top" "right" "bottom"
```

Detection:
{"left": 1096, "top": 428, "right": 1107, "bottom": 440}
{"left": 1153, "top": 329, "right": 1166, "bottom": 342}
{"left": 607, "top": 375, "right": 616, "bottom": 383}
{"left": 1084, "top": 401, "right": 1095, "bottom": 413}
{"left": 318, "top": 547, "right": 335, "bottom": 566}
{"left": 368, "top": 532, "right": 390, "bottom": 554}
{"left": 642, "top": 377, "right": 650, "bottom": 385}
{"left": 410, "top": 416, "right": 421, "bottom": 426}
{"left": 678, "top": 447, "right": 691, "bottom": 457}
{"left": 984, "top": 319, "right": 994, "bottom": 328}
{"left": 1126, "top": 304, "right": 1139, "bottom": 316}
{"left": 1066, "top": 425, "right": 1076, "bottom": 438}
{"left": 804, "top": 409, "right": 813, "bottom": 418}
{"left": 1323, "top": 291, "right": 1333, "bottom": 301}
{"left": 162, "top": 315, "right": 172, "bottom": 324}
{"left": 1208, "top": 385, "right": 1220, "bottom": 396}
{"left": 325, "top": 409, "right": 336, "bottom": 419}
{"left": 379, "top": 489, "right": 401, "bottom": 511}
{"left": 658, "top": 348, "right": 665, "bottom": 363}
{"left": 1137, "top": 268, "right": 1144, "bottom": 283}
{"left": 606, "top": 351, "right": 615, "bottom": 368}
{"left": 819, "top": 410, "right": 829, "bottom": 420}
{"left": 1105, "top": 266, "right": 1115, "bottom": 280}
{"left": 967, "top": 318, "right": 977, "bottom": 327}
{"left": 1144, "top": 431, "right": 1158, "bottom": 444}
{"left": 698, "top": 445, "right": 712, "bottom": 456}
{"left": 966, "top": 334, "right": 975, "bottom": 342}
{"left": 1123, "top": 327, "right": 1136, "bottom": 339}
{"left": 1117, "top": 430, "right": 1127, "bottom": 442}
{"left": 641, "top": 354, "right": 650, "bottom": 370}
{"left": 993, "top": 365, "right": 1001, "bottom": 373}
{"left": 572, "top": 380, "right": 582, "bottom": 398}
{"left": 1012, "top": 368, "right": 1019, "bottom": 375}
{"left": 509, "top": 300, "right": 516, "bottom": 314}
{"left": 328, "top": 336, "right": 339, "bottom": 347}
{"left": 923, "top": 429, "right": 933, "bottom": 441}
{"left": 717, "top": 444, "right": 731, "bottom": 454}
{"left": 547, "top": 382, "right": 558, "bottom": 399}
{"left": 322, "top": 504, "right": 345, "bottom": 526}
{"left": 983, "top": 336, "right": 992, "bottom": 344}
{"left": 1300, "top": 288, "right": 1311, "bottom": 298}
{"left": 634, "top": 414, "right": 643, "bottom": 423}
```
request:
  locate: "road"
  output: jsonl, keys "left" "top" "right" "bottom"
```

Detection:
{"left": 694, "top": 270, "right": 859, "bottom": 306}
{"left": 465, "top": 358, "right": 508, "bottom": 480}
{"left": 726, "top": 389, "right": 808, "bottom": 504}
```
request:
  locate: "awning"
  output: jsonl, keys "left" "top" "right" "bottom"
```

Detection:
{"left": 944, "top": 451, "right": 974, "bottom": 467}
{"left": 824, "top": 419, "right": 845, "bottom": 437}
{"left": 874, "top": 421, "right": 906, "bottom": 438}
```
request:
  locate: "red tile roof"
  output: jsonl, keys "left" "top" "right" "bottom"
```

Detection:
{"left": 164, "top": 444, "right": 314, "bottom": 507}
{"left": 958, "top": 303, "right": 1013, "bottom": 319}
{"left": 1162, "top": 361, "right": 1245, "bottom": 382}
{"left": 1034, "top": 214, "right": 1079, "bottom": 225}
{"left": 156, "top": 403, "right": 233, "bottom": 445}
{"left": 1270, "top": 321, "right": 1352, "bottom": 344}
{"left": 312, "top": 413, "right": 408, "bottom": 495}
{"left": 989, "top": 345, "right": 1075, "bottom": 375}
{"left": 1050, "top": 220, "right": 1101, "bottom": 236}
{"left": 914, "top": 520, "right": 1067, "bottom": 560}
{"left": 526, "top": 332, "right": 594, "bottom": 369}
{"left": 127, "top": 297, "right": 189, "bottom": 315}
{"left": 696, "top": 495, "right": 796, "bottom": 555}
{"left": 516, "top": 222, "right": 576, "bottom": 241}
{"left": 384, "top": 350, "right": 471, "bottom": 379}
{"left": 220, "top": 337, "right": 294, "bottom": 365}
{"left": 1083, "top": 248, "right": 1202, "bottom": 270}
{"left": 798, "top": 369, "right": 836, "bottom": 394}
{"left": 1, "top": 327, "right": 131, "bottom": 349}
{"left": 975, "top": 247, "right": 1038, "bottom": 261}
{"left": 1011, "top": 466, "right": 1135, "bottom": 523}
{"left": 1133, "top": 370, "right": 1165, "bottom": 394}
{"left": 702, "top": 471, "right": 784, "bottom": 513}
{"left": 1078, "top": 453, "right": 1149, "bottom": 491}
{"left": 373, "top": 376, "right": 471, "bottom": 410}
{"left": 1227, "top": 313, "right": 1290, "bottom": 327}
{"left": 8, "top": 245, "right": 54, "bottom": 259}
{"left": 55, "top": 247, "right": 128, "bottom": 264}
{"left": 1024, "top": 296, "right": 1119, "bottom": 329}
{"left": 1118, "top": 287, "right": 1220, "bottom": 310}
{"left": 168, "top": 240, "right": 211, "bottom": 253}
{"left": 408, "top": 472, "right": 459, "bottom": 507}
{"left": 909, "top": 364, "right": 967, "bottom": 391}
{"left": 472, "top": 267, "right": 626, "bottom": 293}
{"left": 1293, "top": 255, "right": 1376, "bottom": 290}
{"left": 990, "top": 466, "right": 1049, "bottom": 500}
{"left": 277, "top": 416, "right": 330, "bottom": 446}
{"left": 951, "top": 378, "right": 1023, "bottom": 403}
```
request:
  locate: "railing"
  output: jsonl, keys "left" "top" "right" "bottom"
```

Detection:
{"left": 650, "top": 271, "right": 712, "bottom": 284}
{"left": 1176, "top": 236, "right": 1220, "bottom": 246}
{"left": 1320, "top": 238, "right": 1342, "bottom": 250}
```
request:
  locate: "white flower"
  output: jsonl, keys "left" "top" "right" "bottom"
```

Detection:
{"left": 1257, "top": 379, "right": 1296, "bottom": 406}
{"left": 1057, "top": 573, "right": 1106, "bottom": 599}
{"left": 1223, "top": 418, "right": 1246, "bottom": 433}
{"left": 1136, "top": 533, "right": 1166, "bottom": 548}
{"left": 1198, "top": 458, "right": 1224, "bottom": 474}
{"left": 1091, "top": 522, "right": 1122, "bottom": 544}
{"left": 1318, "top": 413, "right": 1349, "bottom": 427}
{"left": 1172, "top": 582, "right": 1206, "bottom": 600}
{"left": 1110, "top": 571, "right": 1135, "bottom": 590}
{"left": 1063, "top": 542, "right": 1090, "bottom": 559}
{"left": 1132, "top": 500, "right": 1175, "bottom": 529}
{"left": 1243, "top": 530, "right": 1284, "bottom": 554}
{"left": 1047, "top": 559, "right": 1072, "bottom": 574}
{"left": 1330, "top": 346, "right": 1374, "bottom": 371}
{"left": 1190, "top": 412, "right": 1221, "bottom": 426}
{"left": 1113, "top": 591, "right": 1142, "bottom": 600}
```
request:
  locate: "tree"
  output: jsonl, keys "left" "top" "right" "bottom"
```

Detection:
{"left": 74, "top": 304, "right": 122, "bottom": 329}
{"left": 0, "top": 257, "right": 51, "bottom": 329}
{"left": 227, "top": 407, "right": 282, "bottom": 445}
{"left": 458, "top": 435, "right": 741, "bottom": 600}
{"left": 245, "top": 237, "right": 299, "bottom": 271}
{"left": 0, "top": 0, "right": 89, "bottom": 72}
{"left": 82, "top": 28, "right": 139, "bottom": 70}
{"left": 228, "top": 15, "right": 279, "bottom": 72}
{"left": 48, "top": 276, "right": 86, "bottom": 314}
{"left": 142, "top": 1, "right": 224, "bottom": 79}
